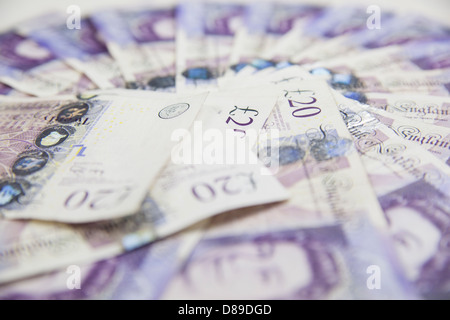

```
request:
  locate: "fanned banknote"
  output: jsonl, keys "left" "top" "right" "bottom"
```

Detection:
{"left": 91, "top": 5, "right": 177, "bottom": 91}
{"left": 0, "top": 225, "right": 194, "bottom": 299}
{"left": 306, "top": 38, "right": 450, "bottom": 81}
{"left": 80, "top": 86, "right": 288, "bottom": 239}
{"left": 176, "top": 0, "right": 244, "bottom": 93}
{"left": 18, "top": 14, "right": 125, "bottom": 89}
{"left": 0, "top": 92, "right": 207, "bottom": 223}
{"left": 310, "top": 67, "right": 450, "bottom": 102}
{"left": 162, "top": 221, "right": 415, "bottom": 299}
{"left": 218, "top": 75, "right": 393, "bottom": 230}
{"left": 221, "top": 2, "right": 322, "bottom": 83}
{"left": 290, "top": 13, "right": 450, "bottom": 66}
{"left": 266, "top": 5, "right": 392, "bottom": 65}
{"left": 360, "top": 92, "right": 450, "bottom": 128}
{"left": 147, "top": 87, "right": 288, "bottom": 238}
{"left": 354, "top": 100, "right": 450, "bottom": 166}
{"left": 303, "top": 39, "right": 450, "bottom": 104}
{"left": 336, "top": 92, "right": 450, "bottom": 299}
{"left": 0, "top": 31, "right": 96, "bottom": 96}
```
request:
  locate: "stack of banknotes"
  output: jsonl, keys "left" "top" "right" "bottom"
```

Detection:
{"left": 0, "top": 0, "right": 449, "bottom": 300}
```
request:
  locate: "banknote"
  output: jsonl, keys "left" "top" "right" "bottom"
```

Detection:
{"left": 91, "top": 5, "right": 177, "bottom": 91}
{"left": 0, "top": 83, "right": 30, "bottom": 97}
{"left": 0, "top": 31, "right": 96, "bottom": 96}
{"left": 218, "top": 64, "right": 313, "bottom": 91}
{"left": 357, "top": 92, "right": 450, "bottom": 128}
{"left": 267, "top": 5, "right": 391, "bottom": 65}
{"left": 176, "top": 1, "right": 244, "bottom": 93}
{"left": 290, "top": 13, "right": 449, "bottom": 66}
{"left": 221, "top": 2, "right": 322, "bottom": 82}
{"left": 302, "top": 5, "right": 385, "bottom": 40}
{"left": 0, "top": 92, "right": 207, "bottom": 223}
{"left": 233, "top": 5, "right": 397, "bottom": 78}
{"left": 0, "top": 227, "right": 191, "bottom": 299}
{"left": 162, "top": 220, "right": 414, "bottom": 299}
{"left": 197, "top": 78, "right": 391, "bottom": 233}
{"left": 341, "top": 94, "right": 450, "bottom": 165}
{"left": 336, "top": 92, "right": 450, "bottom": 299}
{"left": 254, "top": 3, "right": 322, "bottom": 59}
{"left": 357, "top": 103, "right": 450, "bottom": 166}
{"left": 260, "top": 13, "right": 320, "bottom": 64}
{"left": 147, "top": 86, "right": 288, "bottom": 238}
{"left": 264, "top": 79, "right": 394, "bottom": 227}
{"left": 18, "top": 14, "right": 125, "bottom": 89}
{"left": 306, "top": 38, "right": 450, "bottom": 78}
{"left": 82, "top": 85, "right": 289, "bottom": 239}
{"left": 352, "top": 14, "right": 450, "bottom": 50}
{"left": 309, "top": 67, "right": 450, "bottom": 102}
{"left": 220, "top": 2, "right": 274, "bottom": 82}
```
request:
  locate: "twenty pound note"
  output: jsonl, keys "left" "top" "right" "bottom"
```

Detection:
{"left": 84, "top": 86, "right": 289, "bottom": 240}
{"left": 0, "top": 92, "right": 207, "bottom": 223}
